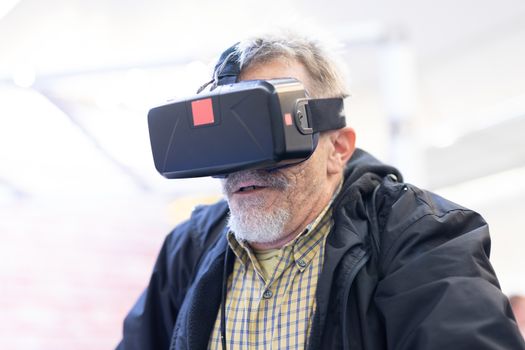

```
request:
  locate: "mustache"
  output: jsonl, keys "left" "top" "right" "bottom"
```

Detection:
{"left": 222, "top": 169, "right": 289, "bottom": 195}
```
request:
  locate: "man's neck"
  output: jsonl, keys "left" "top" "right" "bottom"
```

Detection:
{"left": 248, "top": 177, "right": 342, "bottom": 250}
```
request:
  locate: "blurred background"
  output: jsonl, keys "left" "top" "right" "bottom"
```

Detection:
{"left": 1, "top": 0, "right": 524, "bottom": 348}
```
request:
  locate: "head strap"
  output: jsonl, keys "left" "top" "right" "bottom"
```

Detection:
{"left": 198, "top": 43, "right": 347, "bottom": 134}
{"left": 307, "top": 98, "right": 346, "bottom": 133}
{"left": 196, "top": 43, "right": 241, "bottom": 93}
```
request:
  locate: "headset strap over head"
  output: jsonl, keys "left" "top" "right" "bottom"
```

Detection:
{"left": 199, "top": 42, "right": 346, "bottom": 133}
{"left": 197, "top": 43, "right": 241, "bottom": 93}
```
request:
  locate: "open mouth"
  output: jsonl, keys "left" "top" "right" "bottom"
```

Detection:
{"left": 236, "top": 185, "right": 266, "bottom": 193}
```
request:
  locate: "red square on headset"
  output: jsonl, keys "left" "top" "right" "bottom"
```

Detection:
{"left": 191, "top": 98, "right": 214, "bottom": 126}
{"left": 284, "top": 113, "right": 293, "bottom": 126}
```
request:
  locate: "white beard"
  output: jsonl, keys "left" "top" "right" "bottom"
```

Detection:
{"left": 221, "top": 169, "right": 292, "bottom": 244}
{"left": 227, "top": 201, "right": 291, "bottom": 244}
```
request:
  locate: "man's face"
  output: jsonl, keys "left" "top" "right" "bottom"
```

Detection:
{"left": 221, "top": 59, "right": 336, "bottom": 246}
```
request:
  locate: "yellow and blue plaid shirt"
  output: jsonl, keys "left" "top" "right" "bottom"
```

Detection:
{"left": 207, "top": 203, "right": 334, "bottom": 349}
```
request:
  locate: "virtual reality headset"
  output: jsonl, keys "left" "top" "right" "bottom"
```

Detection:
{"left": 147, "top": 78, "right": 346, "bottom": 178}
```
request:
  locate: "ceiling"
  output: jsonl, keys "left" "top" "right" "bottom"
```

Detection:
{"left": 1, "top": 0, "right": 525, "bottom": 200}
{"left": 1, "top": 0, "right": 525, "bottom": 78}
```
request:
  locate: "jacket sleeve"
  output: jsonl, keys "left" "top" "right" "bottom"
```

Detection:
{"left": 374, "top": 185, "right": 525, "bottom": 350}
{"left": 116, "top": 219, "right": 201, "bottom": 350}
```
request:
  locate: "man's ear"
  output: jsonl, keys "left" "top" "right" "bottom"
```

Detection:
{"left": 326, "top": 127, "right": 356, "bottom": 175}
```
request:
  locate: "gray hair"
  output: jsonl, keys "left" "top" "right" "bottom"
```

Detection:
{"left": 234, "top": 31, "right": 349, "bottom": 99}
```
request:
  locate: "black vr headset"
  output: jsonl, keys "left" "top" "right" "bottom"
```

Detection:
{"left": 147, "top": 44, "right": 347, "bottom": 179}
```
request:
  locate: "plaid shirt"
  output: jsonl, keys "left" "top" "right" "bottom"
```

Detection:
{"left": 207, "top": 204, "right": 333, "bottom": 350}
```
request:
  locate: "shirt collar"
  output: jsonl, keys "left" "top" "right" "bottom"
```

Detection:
{"left": 227, "top": 180, "right": 342, "bottom": 270}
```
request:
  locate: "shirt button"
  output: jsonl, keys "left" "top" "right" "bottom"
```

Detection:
{"left": 298, "top": 259, "right": 307, "bottom": 268}
{"left": 263, "top": 289, "right": 273, "bottom": 299}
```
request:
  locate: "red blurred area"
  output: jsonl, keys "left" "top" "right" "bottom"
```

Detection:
{"left": 0, "top": 198, "right": 172, "bottom": 350}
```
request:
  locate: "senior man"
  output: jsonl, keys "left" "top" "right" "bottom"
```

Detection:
{"left": 118, "top": 33, "right": 525, "bottom": 350}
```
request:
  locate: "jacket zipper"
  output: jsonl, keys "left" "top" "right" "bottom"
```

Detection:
{"left": 341, "top": 251, "right": 370, "bottom": 350}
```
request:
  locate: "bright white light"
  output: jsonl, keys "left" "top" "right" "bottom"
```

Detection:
{"left": 94, "top": 92, "right": 116, "bottom": 110}
{"left": 185, "top": 60, "right": 209, "bottom": 82}
{"left": 0, "top": 86, "right": 143, "bottom": 198}
{"left": 0, "top": 185, "right": 17, "bottom": 204}
{"left": 0, "top": 0, "right": 21, "bottom": 20}
{"left": 12, "top": 64, "right": 36, "bottom": 88}
{"left": 126, "top": 68, "right": 147, "bottom": 83}
{"left": 435, "top": 166, "right": 525, "bottom": 208}
{"left": 428, "top": 125, "right": 459, "bottom": 148}
{"left": 123, "top": 68, "right": 151, "bottom": 110}
{"left": 336, "top": 21, "right": 388, "bottom": 44}
{"left": 380, "top": 42, "right": 418, "bottom": 120}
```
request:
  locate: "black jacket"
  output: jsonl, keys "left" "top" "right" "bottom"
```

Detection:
{"left": 117, "top": 149, "right": 525, "bottom": 350}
